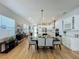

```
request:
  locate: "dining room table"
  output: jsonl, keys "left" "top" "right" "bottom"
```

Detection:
{"left": 31, "top": 35, "right": 55, "bottom": 49}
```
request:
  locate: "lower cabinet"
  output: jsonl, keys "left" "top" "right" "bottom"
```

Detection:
{"left": 0, "top": 40, "right": 16, "bottom": 53}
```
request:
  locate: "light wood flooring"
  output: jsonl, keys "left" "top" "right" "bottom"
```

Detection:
{"left": 0, "top": 38, "right": 79, "bottom": 59}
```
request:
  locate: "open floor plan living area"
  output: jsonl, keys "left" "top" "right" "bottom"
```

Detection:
{"left": 0, "top": 0, "right": 79, "bottom": 59}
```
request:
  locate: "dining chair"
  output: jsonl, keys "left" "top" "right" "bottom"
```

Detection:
{"left": 53, "top": 36, "right": 62, "bottom": 50}
{"left": 38, "top": 38, "right": 45, "bottom": 47}
{"left": 46, "top": 38, "right": 53, "bottom": 47}
{"left": 28, "top": 36, "right": 37, "bottom": 49}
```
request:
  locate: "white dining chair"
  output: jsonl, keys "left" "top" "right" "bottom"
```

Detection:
{"left": 46, "top": 38, "right": 53, "bottom": 47}
{"left": 28, "top": 36, "right": 37, "bottom": 49}
{"left": 53, "top": 36, "right": 62, "bottom": 50}
{"left": 38, "top": 38, "right": 45, "bottom": 47}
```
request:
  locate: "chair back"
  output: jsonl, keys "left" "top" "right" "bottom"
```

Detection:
{"left": 38, "top": 38, "right": 45, "bottom": 46}
{"left": 46, "top": 38, "right": 53, "bottom": 46}
{"left": 28, "top": 36, "right": 32, "bottom": 42}
{"left": 53, "top": 36, "right": 62, "bottom": 44}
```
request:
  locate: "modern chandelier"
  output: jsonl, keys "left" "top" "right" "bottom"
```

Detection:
{"left": 41, "top": 9, "right": 44, "bottom": 25}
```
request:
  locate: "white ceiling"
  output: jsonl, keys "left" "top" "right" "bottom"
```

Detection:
{"left": 0, "top": 0, "right": 79, "bottom": 24}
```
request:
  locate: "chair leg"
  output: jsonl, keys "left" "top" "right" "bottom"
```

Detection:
{"left": 29, "top": 44, "right": 30, "bottom": 49}
{"left": 37, "top": 48, "right": 40, "bottom": 53}
{"left": 35, "top": 45, "right": 37, "bottom": 50}
{"left": 37, "top": 45, "right": 38, "bottom": 50}
{"left": 59, "top": 44, "right": 61, "bottom": 50}
{"left": 53, "top": 44, "right": 55, "bottom": 49}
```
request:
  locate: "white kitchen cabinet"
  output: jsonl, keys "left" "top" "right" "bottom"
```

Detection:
{"left": 63, "top": 30, "right": 79, "bottom": 51}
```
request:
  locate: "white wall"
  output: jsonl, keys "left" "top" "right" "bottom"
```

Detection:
{"left": 0, "top": 3, "right": 30, "bottom": 25}
{"left": 55, "top": 19, "right": 63, "bottom": 35}
{"left": 56, "top": 7, "right": 79, "bottom": 51}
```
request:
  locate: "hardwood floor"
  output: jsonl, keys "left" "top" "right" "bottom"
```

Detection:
{"left": 0, "top": 38, "right": 79, "bottom": 59}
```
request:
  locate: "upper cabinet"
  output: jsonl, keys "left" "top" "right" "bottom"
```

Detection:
{"left": 63, "top": 17, "right": 73, "bottom": 31}
{"left": 74, "top": 15, "right": 79, "bottom": 30}
{"left": 63, "top": 15, "right": 79, "bottom": 30}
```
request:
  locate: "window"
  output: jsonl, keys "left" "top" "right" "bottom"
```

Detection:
{"left": 0, "top": 15, "right": 15, "bottom": 39}
{"left": 0, "top": 16, "right": 1, "bottom": 27}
